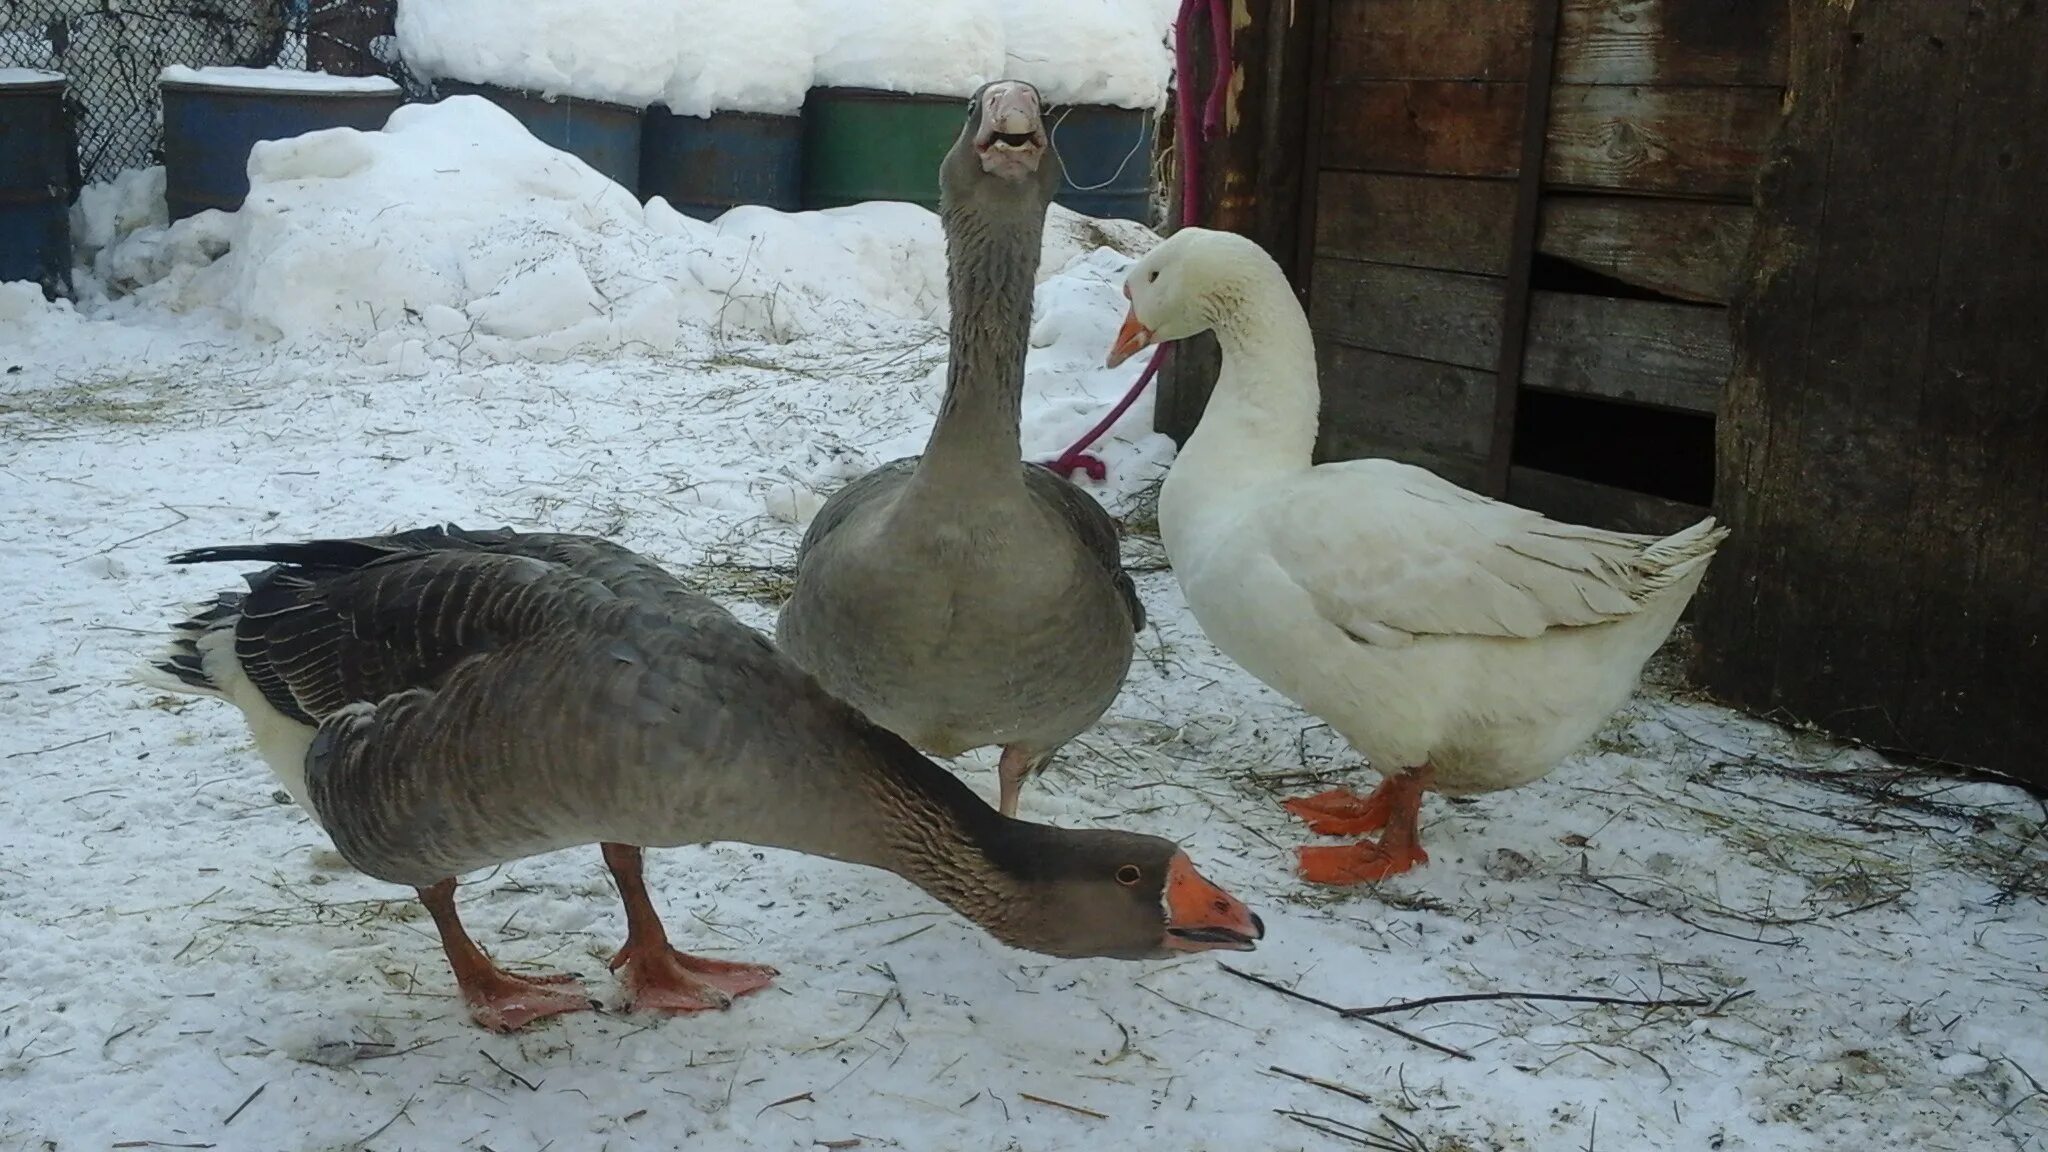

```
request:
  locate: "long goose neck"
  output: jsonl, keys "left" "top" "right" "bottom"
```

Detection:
{"left": 763, "top": 719, "right": 1062, "bottom": 947}
{"left": 1182, "top": 272, "right": 1323, "bottom": 471}
{"left": 907, "top": 202, "right": 1045, "bottom": 500}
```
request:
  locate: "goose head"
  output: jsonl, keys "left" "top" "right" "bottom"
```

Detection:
{"left": 984, "top": 825, "right": 1264, "bottom": 960}
{"left": 1106, "top": 227, "right": 1283, "bottom": 367}
{"left": 942, "top": 79, "right": 1059, "bottom": 208}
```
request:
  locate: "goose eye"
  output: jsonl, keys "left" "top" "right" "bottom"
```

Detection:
{"left": 1116, "top": 864, "right": 1142, "bottom": 886}
{"left": 1147, "top": 270, "right": 1159, "bottom": 282}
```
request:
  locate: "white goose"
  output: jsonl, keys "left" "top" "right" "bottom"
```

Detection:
{"left": 1105, "top": 228, "right": 1728, "bottom": 884}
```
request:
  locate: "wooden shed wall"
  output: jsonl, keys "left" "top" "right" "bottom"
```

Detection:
{"left": 1696, "top": 0, "right": 2048, "bottom": 785}
{"left": 1304, "top": 0, "right": 1785, "bottom": 533}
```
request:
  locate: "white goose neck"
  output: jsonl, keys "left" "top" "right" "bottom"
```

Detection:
{"left": 1183, "top": 269, "right": 1321, "bottom": 471}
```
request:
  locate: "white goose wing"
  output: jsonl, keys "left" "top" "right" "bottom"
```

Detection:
{"left": 1260, "top": 459, "right": 1705, "bottom": 646}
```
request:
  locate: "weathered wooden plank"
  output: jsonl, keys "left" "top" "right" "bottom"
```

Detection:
{"left": 1536, "top": 196, "right": 1754, "bottom": 303}
{"left": 1313, "top": 172, "right": 1517, "bottom": 275}
{"left": 1544, "top": 84, "right": 1780, "bottom": 197}
{"left": 1522, "top": 292, "right": 1732, "bottom": 412}
{"left": 1508, "top": 466, "right": 1709, "bottom": 536}
{"left": 1309, "top": 258, "right": 1504, "bottom": 370}
{"left": 1320, "top": 81, "right": 1525, "bottom": 177}
{"left": 1557, "top": 0, "right": 1789, "bottom": 86}
{"left": 1697, "top": 0, "right": 2048, "bottom": 784}
{"left": 1317, "top": 343, "right": 1497, "bottom": 482}
{"left": 1327, "top": 0, "right": 1532, "bottom": 82}
{"left": 1327, "top": 0, "right": 1789, "bottom": 86}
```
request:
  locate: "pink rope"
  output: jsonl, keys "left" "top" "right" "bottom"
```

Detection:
{"left": 1043, "top": 0, "right": 1219, "bottom": 483}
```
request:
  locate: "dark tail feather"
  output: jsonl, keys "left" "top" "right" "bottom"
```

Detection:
{"left": 167, "top": 524, "right": 500, "bottom": 574}
{"left": 140, "top": 591, "right": 245, "bottom": 695}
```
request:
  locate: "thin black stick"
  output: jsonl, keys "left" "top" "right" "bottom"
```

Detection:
{"left": 1341, "top": 989, "right": 1738, "bottom": 1019}
{"left": 477, "top": 1048, "right": 538, "bottom": 1091}
{"left": 1216, "top": 963, "right": 1473, "bottom": 1061}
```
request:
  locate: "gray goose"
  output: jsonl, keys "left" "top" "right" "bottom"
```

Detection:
{"left": 776, "top": 79, "right": 1144, "bottom": 817}
{"left": 148, "top": 526, "right": 1260, "bottom": 1032}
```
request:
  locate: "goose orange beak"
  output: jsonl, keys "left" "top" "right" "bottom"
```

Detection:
{"left": 1161, "top": 852, "right": 1263, "bottom": 952}
{"left": 1105, "top": 307, "right": 1154, "bottom": 369}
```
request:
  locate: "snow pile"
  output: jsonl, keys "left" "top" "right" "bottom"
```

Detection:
{"left": 396, "top": 0, "right": 1174, "bottom": 109}
{"left": 89, "top": 97, "right": 1159, "bottom": 368}
{"left": 397, "top": 0, "right": 817, "bottom": 115}
{"left": 69, "top": 165, "right": 170, "bottom": 299}
{"left": 1002, "top": 0, "right": 1179, "bottom": 108}
{"left": 806, "top": 0, "right": 1005, "bottom": 97}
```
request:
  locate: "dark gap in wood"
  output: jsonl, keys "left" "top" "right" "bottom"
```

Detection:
{"left": 1529, "top": 253, "right": 1705, "bottom": 305}
{"left": 1483, "top": 0, "right": 1565, "bottom": 496}
{"left": 1510, "top": 388, "right": 1715, "bottom": 506}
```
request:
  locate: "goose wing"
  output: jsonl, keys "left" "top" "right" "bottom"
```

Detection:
{"left": 1024, "top": 462, "right": 1146, "bottom": 632}
{"left": 1261, "top": 459, "right": 1722, "bottom": 645}
{"left": 168, "top": 532, "right": 772, "bottom": 726}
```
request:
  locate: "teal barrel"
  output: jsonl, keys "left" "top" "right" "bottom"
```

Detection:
{"left": 1047, "top": 104, "right": 1155, "bottom": 222}
{"left": 161, "top": 67, "right": 402, "bottom": 220}
{"left": 0, "top": 69, "right": 76, "bottom": 293}
{"left": 800, "top": 87, "right": 960, "bottom": 211}
{"left": 437, "top": 81, "right": 642, "bottom": 194}
{"left": 641, "top": 108, "right": 803, "bottom": 219}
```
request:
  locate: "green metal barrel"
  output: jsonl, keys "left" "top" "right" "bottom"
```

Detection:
{"left": 800, "top": 87, "right": 962, "bottom": 211}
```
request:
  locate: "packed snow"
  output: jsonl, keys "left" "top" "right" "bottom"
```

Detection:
{"left": 396, "top": 0, "right": 1175, "bottom": 111}
{"left": 83, "top": 97, "right": 1158, "bottom": 380}
{"left": 0, "top": 66, "right": 63, "bottom": 85}
{"left": 2, "top": 99, "right": 2045, "bottom": 1152}
{"left": 157, "top": 64, "right": 402, "bottom": 94}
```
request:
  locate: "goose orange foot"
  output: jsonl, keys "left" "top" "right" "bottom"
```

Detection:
{"left": 455, "top": 967, "right": 596, "bottom": 1033}
{"left": 1282, "top": 784, "right": 1396, "bottom": 836}
{"left": 1297, "top": 839, "right": 1431, "bottom": 886}
{"left": 609, "top": 944, "right": 778, "bottom": 1014}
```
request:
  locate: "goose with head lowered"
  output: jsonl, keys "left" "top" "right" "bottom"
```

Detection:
{"left": 775, "top": 80, "right": 1145, "bottom": 818}
{"left": 1106, "top": 228, "right": 1729, "bottom": 885}
{"left": 145, "top": 526, "right": 1261, "bottom": 1031}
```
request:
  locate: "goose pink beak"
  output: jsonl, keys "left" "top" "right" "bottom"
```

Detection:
{"left": 1161, "top": 852, "right": 1263, "bottom": 952}
{"left": 1106, "top": 307, "right": 1154, "bottom": 369}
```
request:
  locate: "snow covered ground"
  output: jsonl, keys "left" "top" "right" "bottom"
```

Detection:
{"left": 3, "top": 102, "right": 2045, "bottom": 1152}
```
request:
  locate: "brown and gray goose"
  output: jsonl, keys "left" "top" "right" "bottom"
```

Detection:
{"left": 146, "top": 525, "right": 1260, "bottom": 1032}
{"left": 776, "top": 79, "right": 1145, "bottom": 818}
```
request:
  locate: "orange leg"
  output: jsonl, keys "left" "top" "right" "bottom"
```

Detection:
{"left": 601, "top": 843, "right": 777, "bottom": 1014}
{"left": 1295, "top": 768, "right": 1433, "bottom": 885}
{"left": 1282, "top": 778, "right": 1400, "bottom": 836}
{"left": 417, "top": 878, "right": 593, "bottom": 1033}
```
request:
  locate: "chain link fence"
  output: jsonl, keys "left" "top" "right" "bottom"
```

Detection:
{"left": 2, "top": 0, "right": 417, "bottom": 184}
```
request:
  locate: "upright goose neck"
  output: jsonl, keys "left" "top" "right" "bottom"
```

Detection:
{"left": 1183, "top": 270, "right": 1323, "bottom": 470}
{"left": 908, "top": 203, "right": 1046, "bottom": 500}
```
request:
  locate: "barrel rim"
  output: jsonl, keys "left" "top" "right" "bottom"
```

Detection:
{"left": 436, "top": 80, "right": 642, "bottom": 116}
{"left": 160, "top": 78, "right": 404, "bottom": 99}
{"left": 0, "top": 79, "right": 67, "bottom": 95}
{"left": 805, "top": 86, "right": 970, "bottom": 106}
{"left": 646, "top": 105, "right": 803, "bottom": 125}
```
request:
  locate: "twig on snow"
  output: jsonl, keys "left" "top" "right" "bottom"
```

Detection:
{"left": 221, "top": 1083, "right": 266, "bottom": 1126}
{"left": 1216, "top": 963, "right": 1473, "bottom": 1061}
{"left": 1018, "top": 1091, "right": 1108, "bottom": 1120}
{"left": 478, "top": 1048, "right": 539, "bottom": 1091}
{"left": 1340, "top": 988, "right": 1748, "bottom": 1020}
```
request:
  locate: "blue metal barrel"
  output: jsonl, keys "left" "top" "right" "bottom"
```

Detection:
{"left": 161, "top": 69, "right": 402, "bottom": 220}
{"left": 437, "top": 82, "right": 642, "bottom": 195}
{"left": 0, "top": 70, "right": 76, "bottom": 294}
{"left": 641, "top": 107, "right": 802, "bottom": 220}
{"left": 1048, "top": 104, "right": 1156, "bottom": 222}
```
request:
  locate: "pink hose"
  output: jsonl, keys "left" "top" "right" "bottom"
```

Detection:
{"left": 1043, "top": 0, "right": 1218, "bottom": 482}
